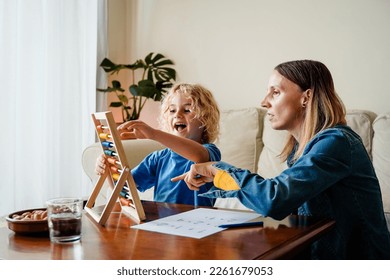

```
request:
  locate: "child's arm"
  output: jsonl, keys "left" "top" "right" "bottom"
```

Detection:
{"left": 118, "top": 120, "right": 210, "bottom": 163}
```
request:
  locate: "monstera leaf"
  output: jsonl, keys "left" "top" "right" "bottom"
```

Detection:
{"left": 97, "top": 52, "right": 177, "bottom": 122}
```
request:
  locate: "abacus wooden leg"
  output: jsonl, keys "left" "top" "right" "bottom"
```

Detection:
{"left": 120, "top": 172, "right": 146, "bottom": 222}
{"left": 85, "top": 111, "right": 146, "bottom": 225}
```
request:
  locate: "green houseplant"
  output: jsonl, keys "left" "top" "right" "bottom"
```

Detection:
{"left": 98, "top": 52, "right": 177, "bottom": 122}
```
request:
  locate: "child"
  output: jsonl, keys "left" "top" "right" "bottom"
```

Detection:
{"left": 95, "top": 83, "right": 221, "bottom": 206}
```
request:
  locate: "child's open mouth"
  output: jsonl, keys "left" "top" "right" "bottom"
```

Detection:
{"left": 174, "top": 123, "right": 187, "bottom": 132}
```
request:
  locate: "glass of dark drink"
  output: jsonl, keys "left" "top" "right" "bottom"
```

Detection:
{"left": 46, "top": 198, "right": 83, "bottom": 243}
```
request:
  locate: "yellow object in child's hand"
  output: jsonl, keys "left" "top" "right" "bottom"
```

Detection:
{"left": 213, "top": 170, "right": 240, "bottom": 190}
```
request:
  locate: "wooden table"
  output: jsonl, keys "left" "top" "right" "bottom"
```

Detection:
{"left": 0, "top": 201, "right": 334, "bottom": 260}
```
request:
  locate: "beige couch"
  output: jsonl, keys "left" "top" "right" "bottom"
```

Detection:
{"left": 82, "top": 108, "right": 390, "bottom": 230}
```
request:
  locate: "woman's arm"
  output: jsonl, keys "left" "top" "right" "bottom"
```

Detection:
{"left": 174, "top": 129, "right": 354, "bottom": 219}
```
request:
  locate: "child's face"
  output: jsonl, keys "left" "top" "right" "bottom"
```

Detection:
{"left": 167, "top": 93, "right": 204, "bottom": 142}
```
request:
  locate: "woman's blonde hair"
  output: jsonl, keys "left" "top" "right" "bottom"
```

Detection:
{"left": 275, "top": 60, "right": 347, "bottom": 162}
{"left": 159, "top": 83, "right": 220, "bottom": 143}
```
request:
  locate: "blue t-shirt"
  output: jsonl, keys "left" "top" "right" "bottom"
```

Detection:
{"left": 131, "top": 143, "right": 221, "bottom": 206}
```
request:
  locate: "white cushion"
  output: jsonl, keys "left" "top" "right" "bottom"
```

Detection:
{"left": 215, "top": 107, "right": 264, "bottom": 172}
{"left": 372, "top": 113, "right": 390, "bottom": 213}
{"left": 257, "top": 113, "right": 288, "bottom": 178}
{"left": 346, "top": 110, "right": 377, "bottom": 157}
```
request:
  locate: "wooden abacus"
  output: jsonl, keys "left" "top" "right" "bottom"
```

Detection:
{"left": 84, "top": 111, "right": 146, "bottom": 225}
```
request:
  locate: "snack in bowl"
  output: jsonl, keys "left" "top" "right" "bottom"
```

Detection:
{"left": 11, "top": 209, "right": 48, "bottom": 221}
{"left": 6, "top": 208, "right": 49, "bottom": 235}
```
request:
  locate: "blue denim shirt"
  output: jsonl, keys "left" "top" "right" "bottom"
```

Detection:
{"left": 201, "top": 125, "right": 390, "bottom": 259}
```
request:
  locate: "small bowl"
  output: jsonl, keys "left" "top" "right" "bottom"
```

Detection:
{"left": 6, "top": 208, "right": 49, "bottom": 235}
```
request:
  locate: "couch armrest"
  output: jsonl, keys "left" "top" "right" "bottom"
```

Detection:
{"left": 82, "top": 139, "right": 165, "bottom": 181}
{"left": 82, "top": 139, "right": 165, "bottom": 201}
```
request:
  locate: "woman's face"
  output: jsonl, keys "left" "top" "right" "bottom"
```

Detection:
{"left": 261, "top": 70, "right": 306, "bottom": 138}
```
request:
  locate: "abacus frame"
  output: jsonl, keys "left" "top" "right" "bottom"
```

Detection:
{"left": 84, "top": 111, "right": 146, "bottom": 225}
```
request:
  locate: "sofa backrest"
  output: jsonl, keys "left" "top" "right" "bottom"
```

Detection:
{"left": 217, "top": 108, "right": 378, "bottom": 178}
{"left": 214, "top": 107, "right": 382, "bottom": 211}
{"left": 81, "top": 107, "right": 389, "bottom": 226}
{"left": 372, "top": 113, "right": 390, "bottom": 213}
{"left": 257, "top": 109, "right": 378, "bottom": 179}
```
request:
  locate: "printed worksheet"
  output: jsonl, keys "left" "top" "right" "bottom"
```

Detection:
{"left": 131, "top": 208, "right": 261, "bottom": 239}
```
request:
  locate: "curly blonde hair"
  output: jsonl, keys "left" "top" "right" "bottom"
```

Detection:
{"left": 159, "top": 83, "right": 220, "bottom": 143}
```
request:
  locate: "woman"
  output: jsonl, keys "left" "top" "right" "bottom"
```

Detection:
{"left": 173, "top": 60, "right": 390, "bottom": 259}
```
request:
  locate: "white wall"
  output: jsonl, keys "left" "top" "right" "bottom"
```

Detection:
{"left": 108, "top": 0, "right": 390, "bottom": 125}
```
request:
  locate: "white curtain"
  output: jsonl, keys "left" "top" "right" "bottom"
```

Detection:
{"left": 0, "top": 0, "right": 107, "bottom": 216}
